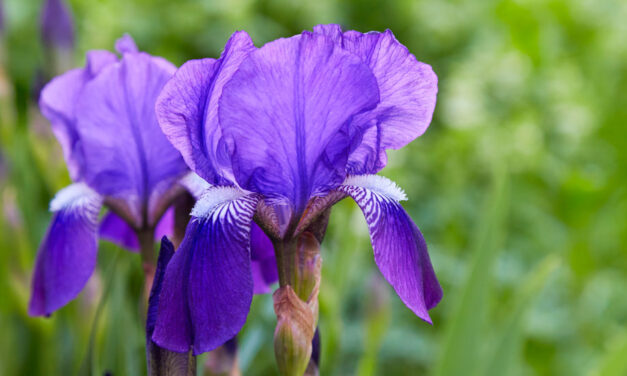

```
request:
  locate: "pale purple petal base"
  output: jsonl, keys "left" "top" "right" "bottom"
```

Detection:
{"left": 99, "top": 211, "right": 140, "bottom": 251}
{"left": 99, "top": 207, "right": 174, "bottom": 252}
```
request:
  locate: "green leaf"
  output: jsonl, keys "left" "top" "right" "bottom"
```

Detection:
{"left": 434, "top": 164, "right": 509, "bottom": 376}
{"left": 483, "top": 255, "right": 561, "bottom": 376}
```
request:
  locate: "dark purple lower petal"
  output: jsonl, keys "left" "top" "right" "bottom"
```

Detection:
{"left": 339, "top": 175, "right": 442, "bottom": 323}
{"left": 311, "top": 327, "right": 320, "bottom": 367}
{"left": 250, "top": 222, "right": 278, "bottom": 294}
{"left": 146, "top": 237, "right": 196, "bottom": 375}
{"left": 152, "top": 187, "right": 259, "bottom": 355}
{"left": 147, "top": 236, "right": 175, "bottom": 337}
{"left": 29, "top": 184, "right": 102, "bottom": 316}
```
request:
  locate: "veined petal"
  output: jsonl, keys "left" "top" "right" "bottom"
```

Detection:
{"left": 156, "top": 31, "right": 255, "bottom": 185}
{"left": 75, "top": 50, "right": 187, "bottom": 222}
{"left": 220, "top": 32, "right": 380, "bottom": 213}
{"left": 99, "top": 207, "right": 174, "bottom": 252}
{"left": 338, "top": 175, "right": 442, "bottom": 323}
{"left": 29, "top": 183, "right": 103, "bottom": 316}
{"left": 39, "top": 50, "right": 117, "bottom": 180}
{"left": 152, "top": 187, "right": 259, "bottom": 355}
{"left": 251, "top": 222, "right": 277, "bottom": 294}
{"left": 314, "top": 25, "right": 438, "bottom": 173}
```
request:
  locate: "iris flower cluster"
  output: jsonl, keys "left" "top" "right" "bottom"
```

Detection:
{"left": 30, "top": 24, "right": 443, "bottom": 375}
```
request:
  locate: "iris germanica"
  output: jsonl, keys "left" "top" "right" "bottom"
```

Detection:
{"left": 40, "top": 0, "right": 74, "bottom": 50}
{"left": 152, "top": 23, "right": 443, "bottom": 366}
{"left": 29, "top": 35, "right": 191, "bottom": 316}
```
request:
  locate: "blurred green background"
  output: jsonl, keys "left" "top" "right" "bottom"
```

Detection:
{"left": 1, "top": 0, "right": 626, "bottom": 375}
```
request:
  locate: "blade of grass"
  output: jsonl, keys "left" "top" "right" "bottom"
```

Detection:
{"left": 77, "top": 248, "right": 121, "bottom": 376}
{"left": 434, "top": 163, "right": 509, "bottom": 376}
{"left": 595, "top": 331, "right": 627, "bottom": 376}
{"left": 483, "top": 254, "right": 561, "bottom": 375}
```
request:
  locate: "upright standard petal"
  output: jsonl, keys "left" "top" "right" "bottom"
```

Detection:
{"left": 156, "top": 31, "right": 255, "bottom": 185}
{"left": 39, "top": 50, "right": 117, "bottom": 180}
{"left": 219, "top": 32, "right": 380, "bottom": 213}
{"left": 314, "top": 25, "right": 438, "bottom": 173}
{"left": 29, "top": 183, "right": 103, "bottom": 316}
{"left": 152, "top": 187, "right": 259, "bottom": 354}
{"left": 75, "top": 51, "right": 187, "bottom": 224}
{"left": 338, "top": 175, "right": 442, "bottom": 323}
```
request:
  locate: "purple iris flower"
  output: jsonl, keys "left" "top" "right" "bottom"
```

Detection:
{"left": 152, "top": 24, "right": 442, "bottom": 355}
{"left": 40, "top": 0, "right": 75, "bottom": 50}
{"left": 0, "top": 0, "right": 5, "bottom": 35}
{"left": 28, "top": 35, "right": 191, "bottom": 317}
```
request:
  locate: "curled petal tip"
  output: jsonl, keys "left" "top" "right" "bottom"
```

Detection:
{"left": 115, "top": 33, "right": 139, "bottom": 54}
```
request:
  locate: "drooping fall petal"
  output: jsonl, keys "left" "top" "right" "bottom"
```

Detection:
{"left": 29, "top": 183, "right": 103, "bottom": 316}
{"left": 152, "top": 187, "right": 259, "bottom": 354}
{"left": 339, "top": 175, "right": 442, "bottom": 323}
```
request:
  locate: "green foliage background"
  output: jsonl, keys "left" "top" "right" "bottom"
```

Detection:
{"left": 1, "top": 0, "right": 626, "bottom": 375}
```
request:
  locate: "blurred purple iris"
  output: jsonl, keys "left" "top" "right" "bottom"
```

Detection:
{"left": 29, "top": 35, "right": 191, "bottom": 317}
{"left": 152, "top": 24, "right": 442, "bottom": 355}
{"left": 0, "top": 0, "right": 5, "bottom": 35}
{"left": 40, "top": 0, "right": 75, "bottom": 50}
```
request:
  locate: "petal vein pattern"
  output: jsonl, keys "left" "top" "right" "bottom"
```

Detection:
{"left": 339, "top": 175, "right": 442, "bottom": 323}
{"left": 219, "top": 32, "right": 380, "bottom": 212}
{"left": 152, "top": 187, "right": 259, "bottom": 354}
{"left": 313, "top": 24, "right": 438, "bottom": 174}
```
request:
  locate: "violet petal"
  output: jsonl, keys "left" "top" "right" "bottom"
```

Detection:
{"left": 156, "top": 31, "right": 255, "bottom": 185}
{"left": 39, "top": 51, "right": 117, "bottom": 180}
{"left": 219, "top": 31, "right": 380, "bottom": 213}
{"left": 75, "top": 50, "right": 187, "bottom": 223}
{"left": 250, "top": 223, "right": 277, "bottom": 294}
{"left": 99, "top": 207, "right": 174, "bottom": 252}
{"left": 339, "top": 175, "right": 442, "bottom": 323}
{"left": 152, "top": 187, "right": 258, "bottom": 355}
{"left": 314, "top": 25, "right": 438, "bottom": 173}
{"left": 29, "top": 183, "right": 103, "bottom": 316}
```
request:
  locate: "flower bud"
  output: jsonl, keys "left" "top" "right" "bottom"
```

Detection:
{"left": 273, "top": 229, "right": 323, "bottom": 375}
{"left": 273, "top": 286, "right": 316, "bottom": 376}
